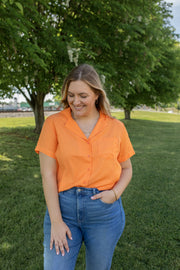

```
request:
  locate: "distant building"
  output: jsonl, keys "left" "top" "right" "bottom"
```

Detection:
{"left": 0, "top": 100, "right": 61, "bottom": 112}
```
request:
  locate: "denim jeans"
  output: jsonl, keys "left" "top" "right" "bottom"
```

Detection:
{"left": 44, "top": 187, "right": 125, "bottom": 270}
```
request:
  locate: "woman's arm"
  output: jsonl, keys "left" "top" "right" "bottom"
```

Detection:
{"left": 112, "top": 158, "right": 132, "bottom": 199}
{"left": 39, "top": 152, "right": 72, "bottom": 256}
{"left": 91, "top": 158, "right": 132, "bottom": 203}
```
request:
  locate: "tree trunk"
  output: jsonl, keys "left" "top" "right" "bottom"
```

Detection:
{"left": 30, "top": 92, "right": 45, "bottom": 134}
{"left": 124, "top": 108, "right": 131, "bottom": 120}
{"left": 33, "top": 101, "right": 45, "bottom": 133}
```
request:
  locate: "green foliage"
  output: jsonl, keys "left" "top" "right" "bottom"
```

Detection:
{"left": 147, "top": 45, "right": 180, "bottom": 104}
{"left": 104, "top": 1, "right": 179, "bottom": 113}
{"left": 0, "top": 0, "right": 179, "bottom": 129}
{"left": 0, "top": 112, "right": 179, "bottom": 269}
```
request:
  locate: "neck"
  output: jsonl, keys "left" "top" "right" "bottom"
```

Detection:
{"left": 71, "top": 109, "right": 100, "bottom": 139}
{"left": 71, "top": 109, "right": 100, "bottom": 122}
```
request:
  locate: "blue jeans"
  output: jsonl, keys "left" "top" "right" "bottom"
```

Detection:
{"left": 44, "top": 187, "right": 125, "bottom": 270}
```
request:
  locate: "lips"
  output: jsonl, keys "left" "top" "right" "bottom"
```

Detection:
{"left": 73, "top": 106, "right": 85, "bottom": 111}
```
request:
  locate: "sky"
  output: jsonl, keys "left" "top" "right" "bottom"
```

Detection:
{"left": 1, "top": 0, "right": 180, "bottom": 104}
{"left": 166, "top": 0, "right": 180, "bottom": 37}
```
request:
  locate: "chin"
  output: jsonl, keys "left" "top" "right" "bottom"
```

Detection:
{"left": 72, "top": 106, "right": 86, "bottom": 114}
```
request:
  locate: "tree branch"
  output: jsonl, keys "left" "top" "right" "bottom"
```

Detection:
{"left": 16, "top": 86, "right": 31, "bottom": 104}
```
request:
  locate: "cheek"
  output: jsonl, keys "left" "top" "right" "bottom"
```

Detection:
{"left": 90, "top": 98, "right": 97, "bottom": 106}
{"left": 67, "top": 97, "right": 72, "bottom": 104}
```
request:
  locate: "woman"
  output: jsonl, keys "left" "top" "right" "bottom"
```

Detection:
{"left": 35, "top": 64, "right": 135, "bottom": 270}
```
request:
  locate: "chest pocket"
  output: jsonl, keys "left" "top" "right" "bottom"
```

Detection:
{"left": 94, "top": 137, "right": 119, "bottom": 158}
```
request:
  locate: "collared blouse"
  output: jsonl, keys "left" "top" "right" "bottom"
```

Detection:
{"left": 35, "top": 108, "right": 135, "bottom": 192}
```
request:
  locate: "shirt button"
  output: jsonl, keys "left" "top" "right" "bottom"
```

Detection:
{"left": 88, "top": 155, "right": 90, "bottom": 158}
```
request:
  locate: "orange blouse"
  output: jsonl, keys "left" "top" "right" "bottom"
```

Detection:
{"left": 35, "top": 108, "right": 135, "bottom": 192}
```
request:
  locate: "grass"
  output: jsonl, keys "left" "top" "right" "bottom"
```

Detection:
{"left": 0, "top": 111, "right": 180, "bottom": 269}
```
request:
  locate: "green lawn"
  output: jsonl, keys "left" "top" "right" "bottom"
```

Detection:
{"left": 0, "top": 111, "right": 179, "bottom": 269}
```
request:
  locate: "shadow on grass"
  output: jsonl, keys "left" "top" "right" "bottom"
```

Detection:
{"left": 0, "top": 121, "right": 179, "bottom": 270}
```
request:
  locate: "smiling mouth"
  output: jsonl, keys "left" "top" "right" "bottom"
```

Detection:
{"left": 73, "top": 106, "right": 85, "bottom": 111}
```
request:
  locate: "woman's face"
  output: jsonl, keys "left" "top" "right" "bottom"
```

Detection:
{"left": 67, "top": 80, "right": 98, "bottom": 119}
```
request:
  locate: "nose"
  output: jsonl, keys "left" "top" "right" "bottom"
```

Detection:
{"left": 73, "top": 96, "right": 81, "bottom": 105}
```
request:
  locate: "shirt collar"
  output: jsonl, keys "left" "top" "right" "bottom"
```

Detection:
{"left": 64, "top": 107, "right": 108, "bottom": 140}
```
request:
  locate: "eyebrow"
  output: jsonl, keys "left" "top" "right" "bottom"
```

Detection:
{"left": 67, "top": 91, "right": 88, "bottom": 95}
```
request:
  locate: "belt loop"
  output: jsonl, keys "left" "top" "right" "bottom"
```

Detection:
{"left": 93, "top": 188, "right": 96, "bottom": 195}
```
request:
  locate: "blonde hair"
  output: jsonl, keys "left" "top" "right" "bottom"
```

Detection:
{"left": 61, "top": 64, "right": 111, "bottom": 116}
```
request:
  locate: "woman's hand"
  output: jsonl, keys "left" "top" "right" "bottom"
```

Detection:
{"left": 50, "top": 220, "right": 72, "bottom": 256}
{"left": 91, "top": 190, "right": 117, "bottom": 204}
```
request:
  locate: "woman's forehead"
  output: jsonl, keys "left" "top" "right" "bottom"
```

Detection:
{"left": 68, "top": 80, "right": 94, "bottom": 94}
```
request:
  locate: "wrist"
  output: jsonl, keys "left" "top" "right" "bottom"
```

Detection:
{"left": 111, "top": 189, "right": 118, "bottom": 201}
{"left": 50, "top": 215, "right": 63, "bottom": 224}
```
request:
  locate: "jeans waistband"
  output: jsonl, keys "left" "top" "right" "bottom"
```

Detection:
{"left": 61, "top": 187, "right": 100, "bottom": 196}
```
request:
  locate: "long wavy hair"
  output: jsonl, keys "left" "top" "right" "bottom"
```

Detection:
{"left": 61, "top": 64, "right": 111, "bottom": 116}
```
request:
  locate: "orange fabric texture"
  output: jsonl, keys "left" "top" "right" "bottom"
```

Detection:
{"left": 35, "top": 108, "right": 135, "bottom": 192}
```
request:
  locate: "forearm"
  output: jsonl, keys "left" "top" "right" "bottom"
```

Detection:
{"left": 42, "top": 175, "right": 63, "bottom": 224}
{"left": 112, "top": 166, "right": 132, "bottom": 199}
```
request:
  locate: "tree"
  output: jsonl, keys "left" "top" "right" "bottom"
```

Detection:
{"left": 141, "top": 43, "right": 180, "bottom": 107}
{"left": 104, "top": 0, "right": 179, "bottom": 119}
{"left": 0, "top": 0, "right": 73, "bottom": 132}
{"left": 0, "top": 0, "right": 115, "bottom": 132}
{"left": 0, "top": 0, "right": 179, "bottom": 131}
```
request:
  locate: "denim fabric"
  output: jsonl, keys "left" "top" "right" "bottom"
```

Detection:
{"left": 44, "top": 187, "right": 125, "bottom": 270}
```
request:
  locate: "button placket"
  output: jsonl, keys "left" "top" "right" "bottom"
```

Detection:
{"left": 86, "top": 140, "right": 92, "bottom": 184}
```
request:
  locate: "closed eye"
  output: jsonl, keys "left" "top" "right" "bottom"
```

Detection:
{"left": 67, "top": 92, "right": 88, "bottom": 98}
{"left": 68, "top": 94, "right": 74, "bottom": 97}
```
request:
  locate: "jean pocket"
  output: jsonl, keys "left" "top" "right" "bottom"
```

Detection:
{"left": 98, "top": 198, "right": 116, "bottom": 207}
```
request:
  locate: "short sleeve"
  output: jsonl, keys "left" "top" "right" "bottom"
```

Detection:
{"left": 117, "top": 123, "right": 135, "bottom": 163}
{"left": 35, "top": 116, "right": 57, "bottom": 159}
